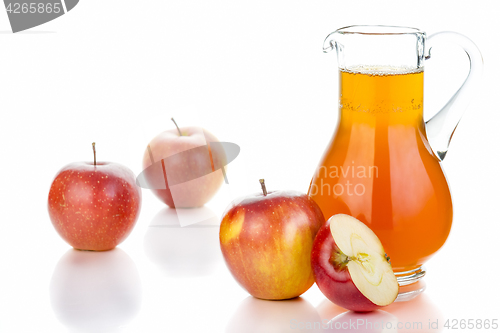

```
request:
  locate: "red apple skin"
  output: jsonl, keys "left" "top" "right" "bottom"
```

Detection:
{"left": 142, "top": 127, "right": 226, "bottom": 208}
{"left": 311, "top": 220, "right": 380, "bottom": 312}
{"left": 48, "top": 162, "right": 142, "bottom": 251}
{"left": 220, "top": 191, "right": 325, "bottom": 300}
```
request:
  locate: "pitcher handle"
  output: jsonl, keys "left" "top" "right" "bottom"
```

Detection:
{"left": 425, "top": 32, "right": 483, "bottom": 161}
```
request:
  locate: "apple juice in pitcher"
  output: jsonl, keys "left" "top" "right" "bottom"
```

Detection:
{"left": 309, "top": 26, "right": 482, "bottom": 286}
{"left": 309, "top": 66, "right": 452, "bottom": 273}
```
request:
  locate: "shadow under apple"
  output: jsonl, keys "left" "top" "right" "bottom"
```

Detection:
{"left": 226, "top": 296, "right": 323, "bottom": 333}
{"left": 143, "top": 207, "right": 222, "bottom": 277}
{"left": 49, "top": 248, "right": 142, "bottom": 333}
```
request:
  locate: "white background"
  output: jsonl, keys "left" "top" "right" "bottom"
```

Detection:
{"left": 0, "top": 0, "right": 499, "bottom": 332}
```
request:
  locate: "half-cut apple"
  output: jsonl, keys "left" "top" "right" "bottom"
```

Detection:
{"left": 311, "top": 214, "right": 399, "bottom": 312}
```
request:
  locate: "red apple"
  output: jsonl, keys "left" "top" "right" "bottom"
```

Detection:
{"left": 311, "top": 214, "right": 399, "bottom": 312}
{"left": 219, "top": 179, "right": 325, "bottom": 300}
{"left": 48, "top": 143, "right": 141, "bottom": 251}
{"left": 141, "top": 118, "right": 227, "bottom": 208}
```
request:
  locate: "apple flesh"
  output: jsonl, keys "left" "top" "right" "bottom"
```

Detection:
{"left": 220, "top": 185, "right": 325, "bottom": 300}
{"left": 142, "top": 126, "right": 226, "bottom": 208}
{"left": 48, "top": 162, "right": 141, "bottom": 251}
{"left": 311, "top": 214, "right": 398, "bottom": 312}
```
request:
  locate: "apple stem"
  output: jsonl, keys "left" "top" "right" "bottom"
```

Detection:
{"left": 259, "top": 179, "right": 267, "bottom": 196}
{"left": 331, "top": 251, "right": 350, "bottom": 269}
{"left": 171, "top": 118, "right": 182, "bottom": 136}
{"left": 92, "top": 142, "right": 96, "bottom": 166}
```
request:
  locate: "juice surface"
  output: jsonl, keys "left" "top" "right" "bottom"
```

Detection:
{"left": 308, "top": 67, "right": 453, "bottom": 272}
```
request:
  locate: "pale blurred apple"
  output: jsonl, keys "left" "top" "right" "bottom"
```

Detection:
{"left": 142, "top": 124, "right": 227, "bottom": 208}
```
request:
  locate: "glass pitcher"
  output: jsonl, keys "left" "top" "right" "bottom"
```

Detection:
{"left": 308, "top": 26, "right": 482, "bottom": 286}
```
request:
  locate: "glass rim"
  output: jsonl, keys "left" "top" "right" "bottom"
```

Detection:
{"left": 336, "top": 25, "right": 423, "bottom": 36}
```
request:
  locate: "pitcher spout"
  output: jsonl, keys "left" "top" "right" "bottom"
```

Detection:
{"left": 323, "top": 30, "right": 339, "bottom": 53}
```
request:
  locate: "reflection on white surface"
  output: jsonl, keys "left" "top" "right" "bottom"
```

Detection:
{"left": 143, "top": 207, "right": 222, "bottom": 277}
{"left": 317, "top": 282, "right": 443, "bottom": 333}
{"left": 226, "top": 296, "right": 323, "bottom": 333}
{"left": 49, "top": 248, "right": 142, "bottom": 333}
{"left": 383, "top": 290, "right": 443, "bottom": 333}
{"left": 325, "top": 311, "right": 398, "bottom": 332}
